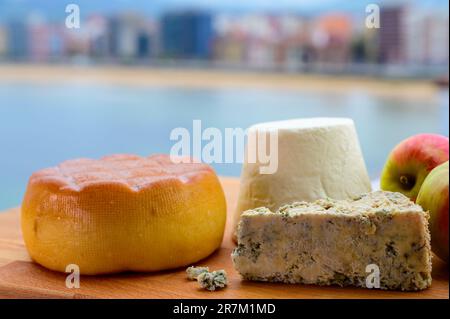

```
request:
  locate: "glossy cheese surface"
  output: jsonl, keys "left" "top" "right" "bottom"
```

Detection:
{"left": 22, "top": 154, "right": 227, "bottom": 275}
{"left": 232, "top": 191, "right": 432, "bottom": 291}
{"left": 29, "top": 154, "right": 211, "bottom": 191}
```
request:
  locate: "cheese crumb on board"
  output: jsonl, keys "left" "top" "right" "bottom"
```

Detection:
{"left": 186, "top": 266, "right": 209, "bottom": 280}
{"left": 197, "top": 270, "right": 228, "bottom": 291}
{"left": 232, "top": 191, "right": 432, "bottom": 291}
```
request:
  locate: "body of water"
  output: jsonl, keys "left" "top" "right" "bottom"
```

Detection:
{"left": 0, "top": 82, "right": 448, "bottom": 210}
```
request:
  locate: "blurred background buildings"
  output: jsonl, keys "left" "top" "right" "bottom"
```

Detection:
{"left": 0, "top": 0, "right": 448, "bottom": 78}
{"left": 0, "top": 0, "right": 448, "bottom": 210}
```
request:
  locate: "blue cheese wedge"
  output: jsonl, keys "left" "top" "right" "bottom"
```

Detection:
{"left": 232, "top": 191, "right": 432, "bottom": 291}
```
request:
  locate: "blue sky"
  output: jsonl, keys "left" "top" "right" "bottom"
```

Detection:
{"left": 0, "top": 0, "right": 448, "bottom": 20}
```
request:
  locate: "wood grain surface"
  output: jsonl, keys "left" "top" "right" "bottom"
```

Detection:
{"left": 0, "top": 177, "right": 448, "bottom": 299}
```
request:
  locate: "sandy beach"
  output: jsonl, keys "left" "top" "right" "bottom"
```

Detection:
{"left": 0, "top": 64, "right": 440, "bottom": 102}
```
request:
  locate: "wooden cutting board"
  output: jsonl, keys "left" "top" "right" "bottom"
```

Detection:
{"left": 0, "top": 177, "right": 448, "bottom": 299}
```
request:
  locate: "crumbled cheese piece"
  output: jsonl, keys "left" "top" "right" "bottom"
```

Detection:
{"left": 197, "top": 270, "right": 228, "bottom": 291}
{"left": 186, "top": 266, "right": 209, "bottom": 280}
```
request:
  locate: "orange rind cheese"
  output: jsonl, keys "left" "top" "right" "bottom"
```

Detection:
{"left": 21, "top": 154, "right": 227, "bottom": 275}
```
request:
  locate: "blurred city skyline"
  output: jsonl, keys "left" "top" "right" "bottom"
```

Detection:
{"left": 1, "top": 0, "right": 448, "bottom": 18}
{"left": 0, "top": 0, "right": 448, "bottom": 78}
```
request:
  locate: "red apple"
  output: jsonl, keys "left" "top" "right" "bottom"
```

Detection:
{"left": 380, "top": 134, "right": 449, "bottom": 201}
{"left": 416, "top": 161, "right": 449, "bottom": 263}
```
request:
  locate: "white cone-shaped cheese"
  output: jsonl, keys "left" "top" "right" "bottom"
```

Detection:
{"left": 233, "top": 118, "right": 372, "bottom": 240}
